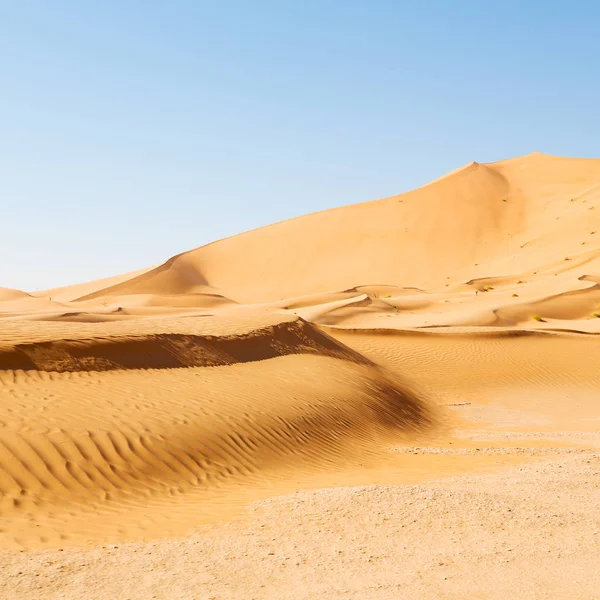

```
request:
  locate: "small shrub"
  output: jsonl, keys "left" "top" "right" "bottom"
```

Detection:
{"left": 512, "top": 293, "right": 519, "bottom": 297}
{"left": 532, "top": 315, "right": 544, "bottom": 322}
{"left": 593, "top": 313, "right": 600, "bottom": 318}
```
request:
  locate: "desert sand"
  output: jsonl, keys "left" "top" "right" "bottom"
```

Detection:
{"left": 1, "top": 152, "right": 599, "bottom": 599}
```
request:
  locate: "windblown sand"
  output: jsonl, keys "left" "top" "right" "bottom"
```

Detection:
{"left": 1, "top": 153, "right": 600, "bottom": 598}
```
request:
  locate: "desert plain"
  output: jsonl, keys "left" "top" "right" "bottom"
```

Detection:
{"left": 1, "top": 152, "right": 599, "bottom": 599}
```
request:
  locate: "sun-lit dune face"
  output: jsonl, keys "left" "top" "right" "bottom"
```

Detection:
{"left": 28, "top": 153, "right": 597, "bottom": 325}
{"left": 0, "top": 288, "right": 30, "bottom": 302}
{"left": 0, "top": 287, "right": 68, "bottom": 316}
{"left": 2, "top": 152, "right": 593, "bottom": 335}
{"left": 57, "top": 153, "right": 595, "bottom": 305}
{"left": 0, "top": 313, "right": 433, "bottom": 547}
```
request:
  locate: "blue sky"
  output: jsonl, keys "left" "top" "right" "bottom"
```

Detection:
{"left": 1, "top": 1, "right": 599, "bottom": 291}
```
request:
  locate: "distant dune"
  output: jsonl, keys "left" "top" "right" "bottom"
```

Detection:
{"left": 47, "top": 152, "right": 599, "bottom": 307}
{"left": 21, "top": 152, "right": 599, "bottom": 336}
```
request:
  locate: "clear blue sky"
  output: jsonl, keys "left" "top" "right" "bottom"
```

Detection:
{"left": 2, "top": 1, "right": 599, "bottom": 291}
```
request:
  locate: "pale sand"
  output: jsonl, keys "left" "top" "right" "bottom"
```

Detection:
{"left": 1, "top": 152, "right": 600, "bottom": 598}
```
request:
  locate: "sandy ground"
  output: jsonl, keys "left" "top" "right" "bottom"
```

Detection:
{"left": 1, "top": 152, "right": 600, "bottom": 598}
{"left": 3, "top": 445, "right": 598, "bottom": 600}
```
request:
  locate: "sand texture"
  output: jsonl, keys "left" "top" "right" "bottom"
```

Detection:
{"left": 1, "top": 153, "right": 600, "bottom": 599}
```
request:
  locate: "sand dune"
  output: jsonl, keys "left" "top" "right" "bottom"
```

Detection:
{"left": 0, "top": 287, "right": 68, "bottom": 317}
{"left": 24, "top": 152, "right": 598, "bottom": 333}
{"left": 0, "top": 288, "right": 30, "bottom": 302}
{"left": 38, "top": 152, "right": 598, "bottom": 307}
{"left": 32, "top": 266, "right": 155, "bottom": 304}
{"left": 2, "top": 153, "right": 600, "bottom": 598}
{"left": 7, "top": 153, "right": 594, "bottom": 337}
{"left": 0, "top": 314, "right": 431, "bottom": 548}
{"left": 0, "top": 314, "right": 373, "bottom": 372}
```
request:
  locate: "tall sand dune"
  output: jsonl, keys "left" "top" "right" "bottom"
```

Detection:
{"left": 61, "top": 153, "right": 600, "bottom": 305}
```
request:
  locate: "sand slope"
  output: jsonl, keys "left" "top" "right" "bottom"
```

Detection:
{"left": 0, "top": 287, "right": 67, "bottom": 317}
{"left": 0, "top": 313, "right": 432, "bottom": 547}
{"left": 25, "top": 152, "right": 598, "bottom": 334}
{"left": 45, "top": 152, "right": 600, "bottom": 307}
